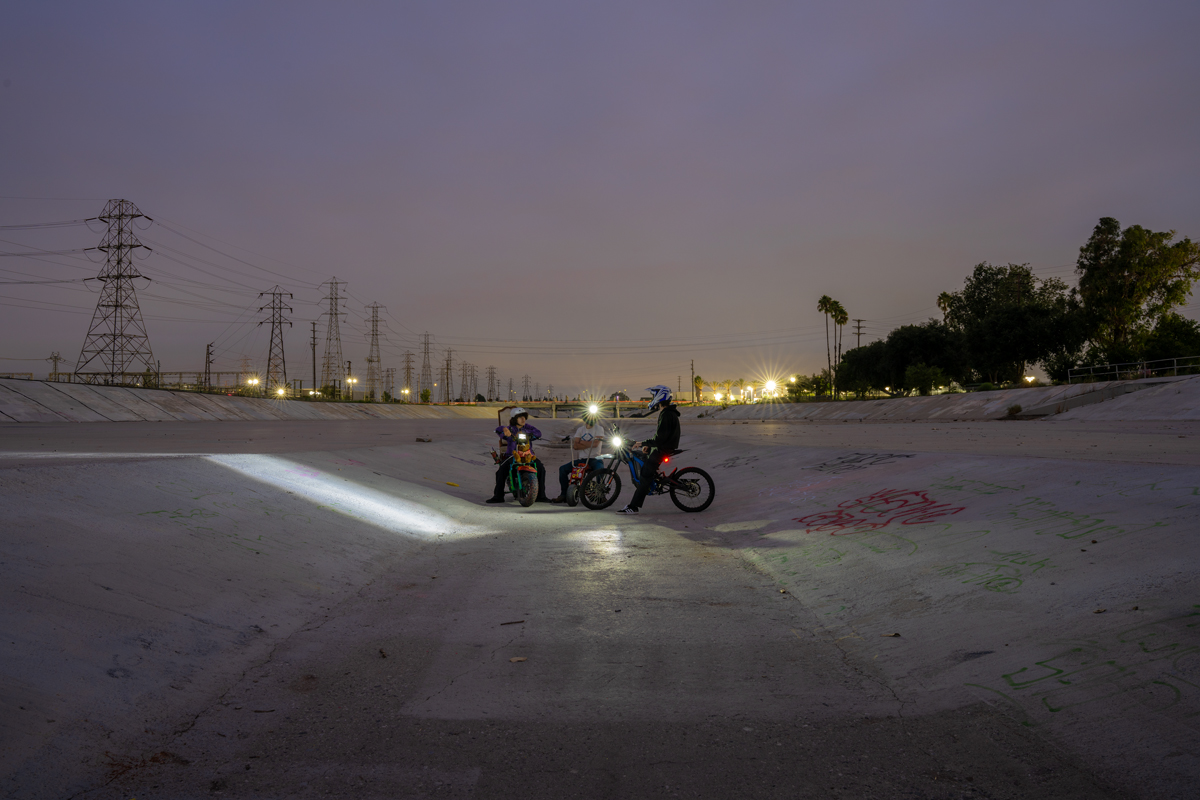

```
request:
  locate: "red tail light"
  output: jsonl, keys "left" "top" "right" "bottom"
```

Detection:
{"left": 662, "top": 457, "right": 669, "bottom": 463}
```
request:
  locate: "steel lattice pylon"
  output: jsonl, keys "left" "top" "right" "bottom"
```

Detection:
{"left": 319, "top": 278, "right": 346, "bottom": 396}
{"left": 364, "top": 303, "right": 384, "bottom": 401}
{"left": 418, "top": 333, "right": 433, "bottom": 402}
{"left": 258, "top": 287, "right": 292, "bottom": 396}
{"left": 74, "top": 199, "right": 156, "bottom": 384}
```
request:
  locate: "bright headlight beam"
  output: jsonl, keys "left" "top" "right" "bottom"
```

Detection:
{"left": 207, "top": 454, "right": 475, "bottom": 540}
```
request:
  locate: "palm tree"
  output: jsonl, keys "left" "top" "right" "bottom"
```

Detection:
{"left": 937, "top": 291, "right": 954, "bottom": 321}
{"left": 831, "top": 300, "right": 848, "bottom": 398}
{"left": 734, "top": 378, "right": 746, "bottom": 402}
{"left": 693, "top": 374, "right": 704, "bottom": 403}
{"left": 817, "top": 295, "right": 835, "bottom": 396}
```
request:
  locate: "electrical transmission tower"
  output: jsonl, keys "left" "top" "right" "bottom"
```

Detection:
{"left": 258, "top": 287, "right": 292, "bottom": 396}
{"left": 384, "top": 367, "right": 396, "bottom": 399}
{"left": 419, "top": 333, "right": 433, "bottom": 402}
{"left": 319, "top": 278, "right": 346, "bottom": 396}
{"left": 74, "top": 199, "right": 156, "bottom": 385}
{"left": 402, "top": 351, "right": 414, "bottom": 399}
{"left": 486, "top": 365, "right": 497, "bottom": 401}
{"left": 470, "top": 364, "right": 479, "bottom": 401}
{"left": 522, "top": 375, "right": 532, "bottom": 401}
{"left": 364, "top": 303, "right": 385, "bottom": 401}
{"left": 441, "top": 349, "right": 454, "bottom": 403}
{"left": 45, "top": 352, "right": 63, "bottom": 382}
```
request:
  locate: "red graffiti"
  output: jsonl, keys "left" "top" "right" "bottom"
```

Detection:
{"left": 794, "top": 488, "right": 965, "bottom": 535}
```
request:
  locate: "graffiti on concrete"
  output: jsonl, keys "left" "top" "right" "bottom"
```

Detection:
{"left": 987, "top": 496, "right": 1169, "bottom": 542}
{"left": 969, "top": 607, "right": 1200, "bottom": 723}
{"left": 715, "top": 455, "right": 760, "bottom": 469}
{"left": 936, "top": 550, "right": 1055, "bottom": 594}
{"left": 794, "top": 488, "right": 965, "bottom": 535}
{"left": 808, "top": 452, "right": 916, "bottom": 475}
{"left": 931, "top": 475, "right": 1025, "bottom": 495}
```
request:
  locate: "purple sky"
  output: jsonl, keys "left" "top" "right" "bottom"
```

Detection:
{"left": 2, "top": 1, "right": 1198, "bottom": 397}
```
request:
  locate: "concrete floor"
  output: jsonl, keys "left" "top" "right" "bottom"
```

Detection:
{"left": 2, "top": 417, "right": 1197, "bottom": 799}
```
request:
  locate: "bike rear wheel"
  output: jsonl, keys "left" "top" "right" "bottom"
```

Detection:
{"left": 580, "top": 469, "right": 622, "bottom": 510}
{"left": 669, "top": 467, "right": 715, "bottom": 512}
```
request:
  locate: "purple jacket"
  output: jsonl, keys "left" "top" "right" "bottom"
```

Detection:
{"left": 496, "top": 423, "right": 541, "bottom": 458}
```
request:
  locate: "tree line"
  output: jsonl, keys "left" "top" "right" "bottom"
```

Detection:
{"left": 807, "top": 217, "right": 1200, "bottom": 398}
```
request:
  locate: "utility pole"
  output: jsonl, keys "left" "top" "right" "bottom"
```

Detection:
{"left": 258, "top": 286, "right": 292, "bottom": 397}
{"left": 385, "top": 367, "right": 395, "bottom": 400}
{"left": 319, "top": 278, "right": 346, "bottom": 397}
{"left": 419, "top": 332, "right": 433, "bottom": 402}
{"left": 853, "top": 319, "right": 864, "bottom": 349}
{"left": 45, "top": 352, "right": 63, "bottom": 382}
{"left": 402, "top": 351, "right": 414, "bottom": 400}
{"left": 203, "top": 343, "right": 214, "bottom": 391}
{"left": 345, "top": 360, "right": 353, "bottom": 401}
{"left": 691, "top": 359, "right": 695, "bottom": 404}
{"left": 508, "top": 378, "right": 514, "bottom": 401}
{"left": 74, "top": 199, "right": 156, "bottom": 385}
{"left": 310, "top": 322, "right": 317, "bottom": 394}
{"left": 365, "top": 303, "right": 384, "bottom": 401}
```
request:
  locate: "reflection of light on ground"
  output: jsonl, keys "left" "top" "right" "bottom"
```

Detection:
{"left": 208, "top": 454, "right": 476, "bottom": 540}
{"left": 572, "top": 528, "right": 624, "bottom": 556}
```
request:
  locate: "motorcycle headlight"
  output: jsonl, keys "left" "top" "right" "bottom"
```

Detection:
{"left": 612, "top": 437, "right": 622, "bottom": 447}
{"left": 518, "top": 433, "right": 527, "bottom": 440}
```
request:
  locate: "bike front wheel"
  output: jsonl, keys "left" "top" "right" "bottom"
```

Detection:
{"left": 517, "top": 474, "right": 538, "bottom": 507}
{"left": 580, "top": 469, "right": 622, "bottom": 510}
{"left": 565, "top": 484, "right": 579, "bottom": 507}
{"left": 669, "top": 467, "right": 715, "bottom": 512}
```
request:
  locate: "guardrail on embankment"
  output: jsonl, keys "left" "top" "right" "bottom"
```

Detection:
{"left": 677, "top": 374, "right": 1199, "bottom": 423}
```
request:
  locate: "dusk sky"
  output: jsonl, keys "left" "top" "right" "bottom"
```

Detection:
{"left": 2, "top": 1, "right": 1198, "bottom": 397}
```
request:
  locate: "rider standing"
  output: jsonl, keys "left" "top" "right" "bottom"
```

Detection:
{"left": 617, "top": 385, "right": 680, "bottom": 514}
{"left": 487, "top": 407, "right": 549, "bottom": 504}
{"left": 550, "top": 405, "right": 606, "bottom": 504}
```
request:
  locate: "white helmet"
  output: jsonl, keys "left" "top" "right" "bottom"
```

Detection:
{"left": 646, "top": 385, "right": 672, "bottom": 410}
{"left": 508, "top": 407, "right": 529, "bottom": 425}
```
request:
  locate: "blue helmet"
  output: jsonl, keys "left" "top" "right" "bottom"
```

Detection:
{"left": 646, "top": 385, "right": 673, "bottom": 410}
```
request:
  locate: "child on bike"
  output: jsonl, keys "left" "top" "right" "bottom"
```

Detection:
{"left": 487, "top": 407, "right": 549, "bottom": 504}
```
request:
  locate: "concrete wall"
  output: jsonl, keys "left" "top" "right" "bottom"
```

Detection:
{"left": 681, "top": 375, "right": 1200, "bottom": 422}
{"left": 0, "top": 378, "right": 499, "bottom": 423}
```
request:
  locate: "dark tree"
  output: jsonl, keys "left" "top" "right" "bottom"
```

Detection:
{"left": 941, "top": 262, "right": 1081, "bottom": 383}
{"left": 1077, "top": 217, "right": 1200, "bottom": 363}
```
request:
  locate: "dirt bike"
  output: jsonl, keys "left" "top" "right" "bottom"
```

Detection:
{"left": 579, "top": 424, "right": 715, "bottom": 512}
{"left": 492, "top": 430, "right": 541, "bottom": 507}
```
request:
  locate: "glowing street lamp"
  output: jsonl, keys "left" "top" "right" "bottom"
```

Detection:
{"left": 715, "top": 392, "right": 723, "bottom": 402}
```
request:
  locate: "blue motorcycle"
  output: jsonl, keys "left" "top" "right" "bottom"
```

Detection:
{"left": 579, "top": 424, "right": 715, "bottom": 512}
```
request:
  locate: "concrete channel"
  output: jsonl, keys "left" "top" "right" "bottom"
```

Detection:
{"left": 2, "top": 379, "right": 1199, "bottom": 798}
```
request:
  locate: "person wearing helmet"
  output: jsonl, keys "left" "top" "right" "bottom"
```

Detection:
{"left": 487, "top": 408, "right": 549, "bottom": 504}
{"left": 617, "top": 385, "right": 680, "bottom": 514}
{"left": 550, "top": 405, "right": 606, "bottom": 503}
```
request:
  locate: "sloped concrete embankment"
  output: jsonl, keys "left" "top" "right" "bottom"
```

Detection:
{"left": 2, "top": 419, "right": 1197, "bottom": 797}
{"left": 0, "top": 377, "right": 498, "bottom": 423}
{"left": 683, "top": 375, "right": 1199, "bottom": 422}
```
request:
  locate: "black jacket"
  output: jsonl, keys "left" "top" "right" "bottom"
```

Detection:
{"left": 643, "top": 403, "right": 681, "bottom": 453}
